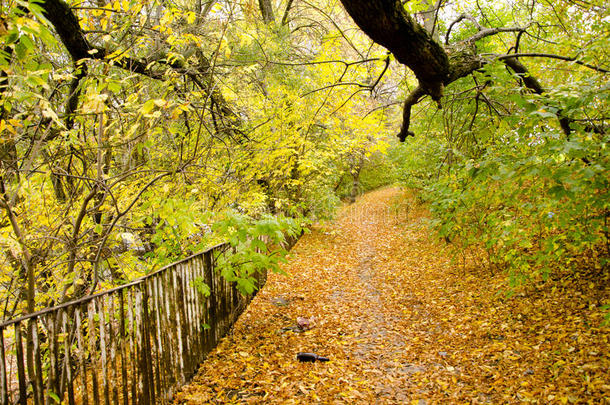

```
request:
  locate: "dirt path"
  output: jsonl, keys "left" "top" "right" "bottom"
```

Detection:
{"left": 176, "top": 188, "right": 610, "bottom": 404}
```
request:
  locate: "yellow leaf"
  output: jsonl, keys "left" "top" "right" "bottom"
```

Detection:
{"left": 187, "top": 11, "right": 196, "bottom": 24}
{"left": 82, "top": 93, "right": 108, "bottom": 114}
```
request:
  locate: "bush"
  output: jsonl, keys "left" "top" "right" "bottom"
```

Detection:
{"left": 421, "top": 132, "right": 609, "bottom": 284}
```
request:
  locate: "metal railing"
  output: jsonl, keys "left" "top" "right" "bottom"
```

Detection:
{"left": 0, "top": 243, "right": 265, "bottom": 404}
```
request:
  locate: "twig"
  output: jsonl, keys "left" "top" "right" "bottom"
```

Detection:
{"left": 494, "top": 53, "right": 608, "bottom": 73}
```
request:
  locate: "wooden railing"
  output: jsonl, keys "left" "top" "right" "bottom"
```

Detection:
{"left": 0, "top": 243, "right": 265, "bottom": 405}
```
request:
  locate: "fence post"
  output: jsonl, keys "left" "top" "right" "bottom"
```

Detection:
{"left": 141, "top": 284, "right": 155, "bottom": 404}
{"left": 14, "top": 323, "right": 26, "bottom": 405}
{"left": 0, "top": 326, "right": 8, "bottom": 405}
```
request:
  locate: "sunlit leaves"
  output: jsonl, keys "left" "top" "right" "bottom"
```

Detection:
{"left": 81, "top": 91, "right": 108, "bottom": 114}
{"left": 212, "top": 211, "right": 305, "bottom": 294}
{"left": 1, "top": 0, "right": 395, "bottom": 320}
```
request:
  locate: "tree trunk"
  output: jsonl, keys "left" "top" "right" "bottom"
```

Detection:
{"left": 418, "top": 0, "right": 441, "bottom": 40}
{"left": 258, "top": 0, "right": 275, "bottom": 24}
{"left": 339, "top": 1, "right": 491, "bottom": 140}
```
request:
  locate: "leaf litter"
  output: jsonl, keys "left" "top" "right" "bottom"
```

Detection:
{"left": 175, "top": 187, "right": 610, "bottom": 404}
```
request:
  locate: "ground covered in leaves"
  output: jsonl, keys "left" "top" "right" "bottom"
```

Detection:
{"left": 175, "top": 188, "right": 610, "bottom": 404}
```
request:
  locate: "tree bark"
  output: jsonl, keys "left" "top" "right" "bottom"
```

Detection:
{"left": 41, "top": 0, "right": 94, "bottom": 61}
{"left": 38, "top": 0, "right": 242, "bottom": 137}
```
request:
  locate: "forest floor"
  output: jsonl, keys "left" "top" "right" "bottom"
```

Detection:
{"left": 175, "top": 187, "right": 610, "bottom": 404}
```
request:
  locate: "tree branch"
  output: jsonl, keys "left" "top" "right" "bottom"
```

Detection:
{"left": 281, "top": 0, "right": 295, "bottom": 26}
{"left": 258, "top": 0, "right": 275, "bottom": 24}
{"left": 370, "top": 54, "right": 391, "bottom": 92}
{"left": 339, "top": 1, "right": 605, "bottom": 143}
{"left": 495, "top": 53, "right": 609, "bottom": 73}
{"left": 398, "top": 86, "right": 426, "bottom": 141}
{"left": 38, "top": 0, "right": 243, "bottom": 136}
{"left": 465, "top": 25, "right": 530, "bottom": 44}
{"left": 0, "top": 177, "right": 35, "bottom": 314}
{"left": 445, "top": 13, "right": 481, "bottom": 45}
{"left": 339, "top": 0, "right": 449, "bottom": 101}
{"left": 64, "top": 61, "right": 87, "bottom": 129}
{"left": 501, "top": 56, "right": 573, "bottom": 138}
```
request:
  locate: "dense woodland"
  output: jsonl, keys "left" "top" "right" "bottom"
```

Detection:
{"left": 0, "top": 0, "right": 608, "bottom": 328}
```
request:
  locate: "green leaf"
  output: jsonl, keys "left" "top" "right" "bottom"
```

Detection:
{"left": 48, "top": 392, "right": 61, "bottom": 404}
{"left": 140, "top": 99, "right": 156, "bottom": 115}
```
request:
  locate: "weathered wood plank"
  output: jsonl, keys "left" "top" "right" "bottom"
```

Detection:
{"left": 108, "top": 295, "right": 119, "bottom": 404}
{"left": 161, "top": 268, "right": 177, "bottom": 392}
{"left": 118, "top": 291, "right": 128, "bottom": 405}
{"left": 170, "top": 270, "right": 185, "bottom": 382}
{"left": 14, "top": 324, "right": 26, "bottom": 405}
{"left": 87, "top": 301, "right": 100, "bottom": 405}
{"left": 46, "top": 314, "right": 60, "bottom": 405}
{"left": 0, "top": 327, "right": 8, "bottom": 405}
{"left": 26, "top": 319, "right": 38, "bottom": 405}
{"left": 141, "top": 283, "right": 155, "bottom": 404}
{"left": 29, "top": 318, "right": 43, "bottom": 405}
{"left": 75, "top": 307, "right": 88, "bottom": 405}
{"left": 192, "top": 256, "right": 204, "bottom": 355}
{"left": 134, "top": 288, "right": 145, "bottom": 404}
{"left": 63, "top": 310, "right": 75, "bottom": 405}
{"left": 98, "top": 297, "right": 110, "bottom": 405}
{"left": 151, "top": 276, "right": 164, "bottom": 400}
{"left": 126, "top": 289, "right": 137, "bottom": 405}
{"left": 178, "top": 264, "right": 192, "bottom": 375}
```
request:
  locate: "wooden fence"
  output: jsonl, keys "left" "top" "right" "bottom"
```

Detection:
{"left": 0, "top": 243, "right": 266, "bottom": 405}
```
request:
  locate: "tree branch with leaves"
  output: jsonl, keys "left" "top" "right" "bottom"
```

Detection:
{"left": 339, "top": 0, "right": 608, "bottom": 140}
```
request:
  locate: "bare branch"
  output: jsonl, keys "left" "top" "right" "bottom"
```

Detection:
{"left": 494, "top": 53, "right": 609, "bottom": 73}
{"left": 266, "top": 58, "right": 382, "bottom": 67}
{"left": 445, "top": 13, "right": 481, "bottom": 44}
{"left": 303, "top": 0, "right": 365, "bottom": 59}
{"left": 370, "top": 54, "right": 391, "bottom": 92}
{"left": 300, "top": 56, "right": 391, "bottom": 98}
{"left": 502, "top": 56, "right": 575, "bottom": 139}
{"left": 465, "top": 25, "right": 530, "bottom": 44}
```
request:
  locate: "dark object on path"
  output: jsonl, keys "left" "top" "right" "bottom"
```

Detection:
{"left": 297, "top": 352, "right": 329, "bottom": 362}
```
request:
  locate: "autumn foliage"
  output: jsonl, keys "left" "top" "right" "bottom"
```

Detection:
{"left": 176, "top": 188, "right": 610, "bottom": 403}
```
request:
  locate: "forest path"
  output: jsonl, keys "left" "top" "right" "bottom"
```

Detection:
{"left": 176, "top": 187, "right": 610, "bottom": 404}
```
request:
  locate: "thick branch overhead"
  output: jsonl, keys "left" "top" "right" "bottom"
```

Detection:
{"left": 339, "top": 0, "right": 450, "bottom": 101}
{"left": 339, "top": 0, "right": 607, "bottom": 141}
